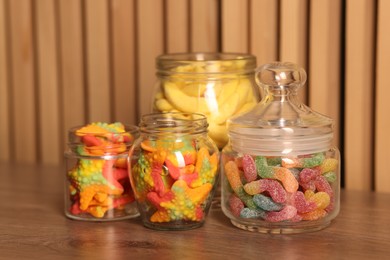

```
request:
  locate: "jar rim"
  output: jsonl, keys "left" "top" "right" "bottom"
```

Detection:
{"left": 157, "top": 52, "right": 256, "bottom": 62}
{"left": 156, "top": 52, "right": 256, "bottom": 74}
{"left": 139, "top": 112, "right": 208, "bottom": 135}
{"left": 67, "top": 123, "right": 139, "bottom": 156}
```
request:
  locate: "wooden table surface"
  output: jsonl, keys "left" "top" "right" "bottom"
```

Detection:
{"left": 1, "top": 162, "right": 389, "bottom": 259}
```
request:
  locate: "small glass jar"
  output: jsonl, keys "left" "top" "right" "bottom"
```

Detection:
{"left": 153, "top": 53, "right": 259, "bottom": 149}
{"left": 128, "top": 112, "right": 220, "bottom": 230}
{"left": 64, "top": 122, "right": 139, "bottom": 221}
{"left": 221, "top": 62, "right": 340, "bottom": 234}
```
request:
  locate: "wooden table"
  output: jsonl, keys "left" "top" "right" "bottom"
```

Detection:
{"left": 1, "top": 162, "right": 389, "bottom": 259}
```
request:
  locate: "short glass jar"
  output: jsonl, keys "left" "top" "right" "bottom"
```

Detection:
{"left": 64, "top": 122, "right": 139, "bottom": 221}
{"left": 153, "top": 53, "right": 259, "bottom": 149}
{"left": 128, "top": 112, "right": 220, "bottom": 230}
{"left": 221, "top": 62, "right": 340, "bottom": 234}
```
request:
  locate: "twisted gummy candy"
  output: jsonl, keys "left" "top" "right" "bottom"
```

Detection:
{"left": 223, "top": 151, "right": 338, "bottom": 224}
{"left": 225, "top": 161, "right": 256, "bottom": 209}
{"left": 229, "top": 194, "right": 245, "bottom": 217}
{"left": 253, "top": 194, "right": 284, "bottom": 211}
{"left": 255, "top": 156, "right": 299, "bottom": 193}
{"left": 243, "top": 179, "right": 287, "bottom": 203}
{"left": 265, "top": 205, "right": 297, "bottom": 222}
{"left": 242, "top": 154, "right": 257, "bottom": 182}
{"left": 282, "top": 153, "right": 325, "bottom": 169}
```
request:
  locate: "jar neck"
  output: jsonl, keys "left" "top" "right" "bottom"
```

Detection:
{"left": 156, "top": 52, "right": 256, "bottom": 76}
{"left": 139, "top": 112, "right": 208, "bottom": 136}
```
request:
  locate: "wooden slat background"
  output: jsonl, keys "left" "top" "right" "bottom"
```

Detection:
{"left": 0, "top": 0, "right": 389, "bottom": 192}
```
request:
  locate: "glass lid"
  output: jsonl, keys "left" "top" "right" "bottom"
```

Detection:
{"left": 227, "top": 62, "right": 334, "bottom": 155}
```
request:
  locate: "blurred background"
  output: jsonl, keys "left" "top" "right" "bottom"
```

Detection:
{"left": 0, "top": 0, "right": 389, "bottom": 192}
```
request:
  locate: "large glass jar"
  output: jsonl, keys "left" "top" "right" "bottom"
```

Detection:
{"left": 128, "top": 112, "right": 220, "bottom": 230}
{"left": 64, "top": 122, "right": 139, "bottom": 221}
{"left": 221, "top": 62, "right": 340, "bottom": 234}
{"left": 153, "top": 53, "right": 259, "bottom": 149}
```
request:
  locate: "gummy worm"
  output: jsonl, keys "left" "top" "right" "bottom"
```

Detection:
{"left": 243, "top": 179, "right": 287, "bottom": 203}
{"left": 255, "top": 156, "right": 299, "bottom": 193}
{"left": 252, "top": 194, "right": 284, "bottom": 211}
{"left": 224, "top": 161, "right": 256, "bottom": 209}
{"left": 282, "top": 152, "right": 325, "bottom": 168}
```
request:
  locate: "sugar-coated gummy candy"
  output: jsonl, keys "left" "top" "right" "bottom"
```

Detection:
{"left": 305, "top": 191, "right": 330, "bottom": 210}
{"left": 229, "top": 194, "right": 245, "bottom": 217}
{"left": 323, "top": 171, "right": 337, "bottom": 183}
{"left": 299, "top": 167, "right": 321, "bottom": 183}
{"left": 291, "top": 191, "right": 317, "bottom": 214}
{"left": 282, "top": 153, "right": 325, "bottom": 168}
{"left": 225, "top": 160, "right": 256, "bottom": 209}
{"left": 253, "top": 194, "right": 284, "bottom": 211}
{"left": 242, "top": 154, "right": 257, "bottom": 182}
{"left": 319, "top": 158, "right": 338, "bottom": 173}
{"left": 223, "top": 152, "right": 338, "bottom": 224}
{"left": 265, "top": 205, "right": 297, "bottom": 222}
{"left": 240, "top": 207, "right": 266, "bottom": 219}
{"left": 255, "top": 156, "right": 298, "bottom": 193}
{"left": 243, "top": 179, "right": 286, "bottom": 203}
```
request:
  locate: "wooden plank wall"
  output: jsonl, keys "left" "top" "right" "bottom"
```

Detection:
{"left": 0, "top": 0, "right": 389, "bottom": 192}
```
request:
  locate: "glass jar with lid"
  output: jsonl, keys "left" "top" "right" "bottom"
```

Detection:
{"left": 153, "top": 53, "right": 259, "bottom": 149}
{"left": 221, "top": 62, "right": 340, "bottom": 233}
{"left": 128, "top": 112, "right": 220, "bottom": 230}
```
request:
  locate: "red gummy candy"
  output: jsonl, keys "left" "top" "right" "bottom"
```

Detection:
{"left": 82, "top": 134, "right": 103, "bottom": 147}
{"left": 151, "top": 163, "right": 166, "bottom": 196}
{"left": 102, "top": 160, "right": 125, "bottom": 191}
{"left": 165, "top": 159, "right": 180, "bottom": 179}
{"left": 147, "top": 191, "right": 174, "bottom": 210}
{"left": 229, "top": 194, "right": 245, "bottom": 217}
{"left": 315, "top": 175, "right": 334, "bottom": 211}
{"left": 292, "top": 191, "right": 317, "bottom": 214}
{"left": 265, "top": 205, "right": 297, "bottom": 222}
{"left": 242, "top": 154, "right": 257, "bottom": 182}
{"left": 299, "top": 167, "right": 321, "bottom": 183}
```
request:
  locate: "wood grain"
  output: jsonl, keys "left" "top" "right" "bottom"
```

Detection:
{"left": 221, "top": 0, "right": 249, "bottom": 53}
{"left": 249, "top": 0, "right": 278, "bottom": 66}
{"left": 35, "top": 0, "right": 61, "bottom": 164}
{"left": 309, "top": 0, "right": 342, "bottom": 148}
{"left": 280, "top": 0, "right": 308, "bottom": 104}
{"left": 110, "top": 0, "right": 137, "bottom": 125}
{"left": 166, "top": 0, "right": 189, "bottom": 53}
{"left": 1, "top": 162, "right": 390, "bottom": 258}
{"left": 8, "top": 0, "right": 37, "bottom": 163}
{"left": 136, "top": 0, "right": 164, "bottom": 117}
{"left": 84, "top": 0, "right": 111, "bottom": 122}
{"left": 58, "top": 0, "right": 86, "bottom": 142}
{"left": 190, "top": 0, "right": 219, "bottom": 52}
{"left": 375, "top": 0, "right": 390, "bottom": 192}
{"left": 0, "top": 0, "right": 389, "bottom": 193}
{"left": 0, "top": 0, "right": 10, "bottom": 161}
{"left": 344, "top": 0, "right": 375, "bottom": 191}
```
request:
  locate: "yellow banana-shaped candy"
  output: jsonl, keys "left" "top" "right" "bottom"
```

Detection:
{"left": 164, "top": 81, "right": 214, "bottom": 114}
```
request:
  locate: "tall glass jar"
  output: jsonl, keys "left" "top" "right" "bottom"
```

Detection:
{"left": 64, "top": 122, "right": 139, "bottom": 221}
{"left": 128, "top": 112, "right": 220, "bottom": 230}
{"left": 153, "top": 53, "right": 259, "bottom": 149}
{"left": 221, "top": 62, "right": 340, "bottom": 234}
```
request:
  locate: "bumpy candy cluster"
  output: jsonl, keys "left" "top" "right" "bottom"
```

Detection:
{"left": 223, "top": 152, "right": 338, "bottom": 223}
{"left": 130, "top": 138, "right": 218, "bottom": 224}
{"left": 67, "top": 122, "right": 135, "bottom": 219}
